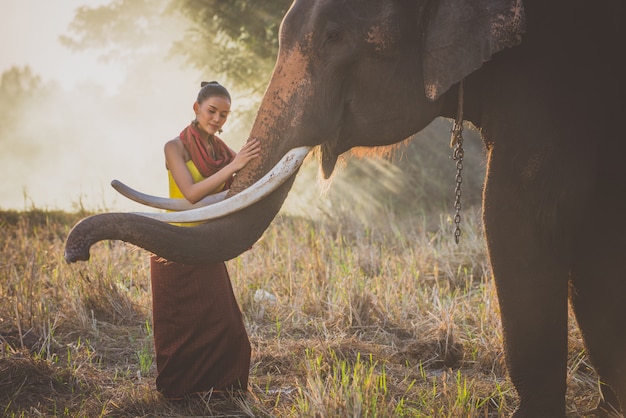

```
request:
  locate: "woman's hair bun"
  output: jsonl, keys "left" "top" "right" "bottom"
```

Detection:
{"left": 197, "top": 81, "right": 231, "bottom": 103}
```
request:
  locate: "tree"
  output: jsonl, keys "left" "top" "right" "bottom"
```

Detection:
{"left": 0, "top": 67, "right": 47, "bottom": 140}
{"left": 169, "top": 0, "right": 292, "bottom": 92}
{"left": 61, "top": 0, "right": 291, "bottom": 93}
{"left": 60, "top": 0, "right": 179, "bottom": 59}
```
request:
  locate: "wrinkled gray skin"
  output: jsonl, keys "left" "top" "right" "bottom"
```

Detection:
{"left": 65, "top": 0, "right": 626, "bottom": 415}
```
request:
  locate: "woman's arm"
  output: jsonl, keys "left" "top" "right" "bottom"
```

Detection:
{"left": 165, "top": 138, "right": 260, "bottom": 204}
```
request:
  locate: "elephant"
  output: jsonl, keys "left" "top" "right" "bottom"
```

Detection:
{"left": 65, "top": 0, "right": 626, "bottom": 416}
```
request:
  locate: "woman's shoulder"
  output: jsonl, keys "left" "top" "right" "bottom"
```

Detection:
{"left": 164, "top": 136, "right": 190, "bottom": 160}
{"left": 164, "top": 136, "right": 182, "bottom": 149}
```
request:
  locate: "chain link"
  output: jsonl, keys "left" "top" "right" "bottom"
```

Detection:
{"left": 451, "top": 122, "right": 464, "bottom": 244}
{"left": 450, "top": 81, "right": 465, "bottom": 244}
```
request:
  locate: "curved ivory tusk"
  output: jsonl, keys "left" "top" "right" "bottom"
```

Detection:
{"left": 130, "top": 146, "right": 312, "bottom": 223}
{"left": 111, "top": 179, "right": 227, "bottom": 211}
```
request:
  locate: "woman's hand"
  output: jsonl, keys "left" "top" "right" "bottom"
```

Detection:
{"left": 230, "top": 138, "right": 261, "bottom": 172}
{"left": 165, "top": 137, "right": 261, "bottom": 204}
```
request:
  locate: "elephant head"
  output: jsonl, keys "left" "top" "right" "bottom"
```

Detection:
{"left": 64, "top": 0, "right": 525, "bottom": 265}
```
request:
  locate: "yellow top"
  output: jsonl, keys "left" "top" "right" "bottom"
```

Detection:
{"left": 167, "top": 160, "right": 226, "bottom": 226}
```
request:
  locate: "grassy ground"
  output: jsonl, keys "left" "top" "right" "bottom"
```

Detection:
{"left": 0, "top": 207, "right": 600, "bottom": 417}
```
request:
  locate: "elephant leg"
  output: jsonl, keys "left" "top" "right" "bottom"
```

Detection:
{"left": 570, "top": 206, "right": 626, "bottom": 416}
{"left": 483, "top": 152, "right": 569, "bottom": 417}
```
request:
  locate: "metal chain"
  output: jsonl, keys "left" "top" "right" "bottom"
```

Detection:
{"left": 450, "top": 81, "right": 465, "bottom": 244}
{"left": 451, "top": 122, "right": 464, "bottom": 244}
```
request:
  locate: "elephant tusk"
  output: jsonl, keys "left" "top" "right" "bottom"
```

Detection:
{"left": 111, "top": 179, "right": 227, "bottom": 211}
{"left": 129, "top": 146, "right": 312, "bottom": 223}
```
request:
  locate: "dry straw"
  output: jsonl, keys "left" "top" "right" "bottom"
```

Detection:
{"left": 0, "top": 207, "right": 599, "bottom": 416}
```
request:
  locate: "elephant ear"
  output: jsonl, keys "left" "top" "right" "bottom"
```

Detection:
{"left": 422, "top": 0, "right": 526, "bottom": 101}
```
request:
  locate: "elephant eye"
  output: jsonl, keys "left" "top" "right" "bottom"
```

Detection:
{"left": 327, "top": 28, "right": 341, "bottom": 40}
{"left": 323, "top": 27, "right": 343, "bottom": 46}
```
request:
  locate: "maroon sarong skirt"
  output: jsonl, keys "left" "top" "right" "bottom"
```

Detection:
{"left": 150, "top": 256, "right": 251, "bottom": 399}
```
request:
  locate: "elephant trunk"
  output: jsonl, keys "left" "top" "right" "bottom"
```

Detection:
{"left": 65, "top": 175, "right": 297, "bottom": 264}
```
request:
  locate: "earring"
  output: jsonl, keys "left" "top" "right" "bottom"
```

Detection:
{"left": 218, "top": 129, "right": 223, "bottom": 134}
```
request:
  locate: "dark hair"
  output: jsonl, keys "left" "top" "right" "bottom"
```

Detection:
{"left": 197, "top": 81, "right": 231, "bottom": 103}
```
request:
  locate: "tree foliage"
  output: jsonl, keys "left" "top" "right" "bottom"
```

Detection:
{"left": 170, "top": 0, "right": 292, "bottom": 91}
{"left": 61, "top": 0, "right": 292, "bottom": 92}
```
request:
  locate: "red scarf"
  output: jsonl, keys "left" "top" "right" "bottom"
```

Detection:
{"left": 179, "top": 122, "right": 236, "bottom": 189}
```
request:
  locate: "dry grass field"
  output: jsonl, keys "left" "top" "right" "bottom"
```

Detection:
{"left": 0, "top": 207, "right": 601, "bottom": 417}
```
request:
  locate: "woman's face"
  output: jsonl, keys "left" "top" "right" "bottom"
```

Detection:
{"left": 194, "top": 95, "right": 231, "bottom": 136}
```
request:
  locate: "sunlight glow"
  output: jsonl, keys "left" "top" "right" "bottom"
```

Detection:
{"left": 0, "top": 1, "right": 213, "bottom": 211}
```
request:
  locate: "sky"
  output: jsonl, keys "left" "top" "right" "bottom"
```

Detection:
{"left": 0, "top": 0, "right": 235, "bottom": 212}
{"left": 1, "top": 0, "right": 123, "bottom": 94}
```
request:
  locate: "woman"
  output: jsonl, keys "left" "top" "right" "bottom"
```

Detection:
{"left": 150, "top": 81, "right": 260, "bottom": 400}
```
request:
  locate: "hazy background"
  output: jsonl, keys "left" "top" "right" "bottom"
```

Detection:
{"left": 1, "top": 0, "right": 224, "bottom": 212}
{"left": 0, "top": 0, "right": 486, "bottom": 219}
